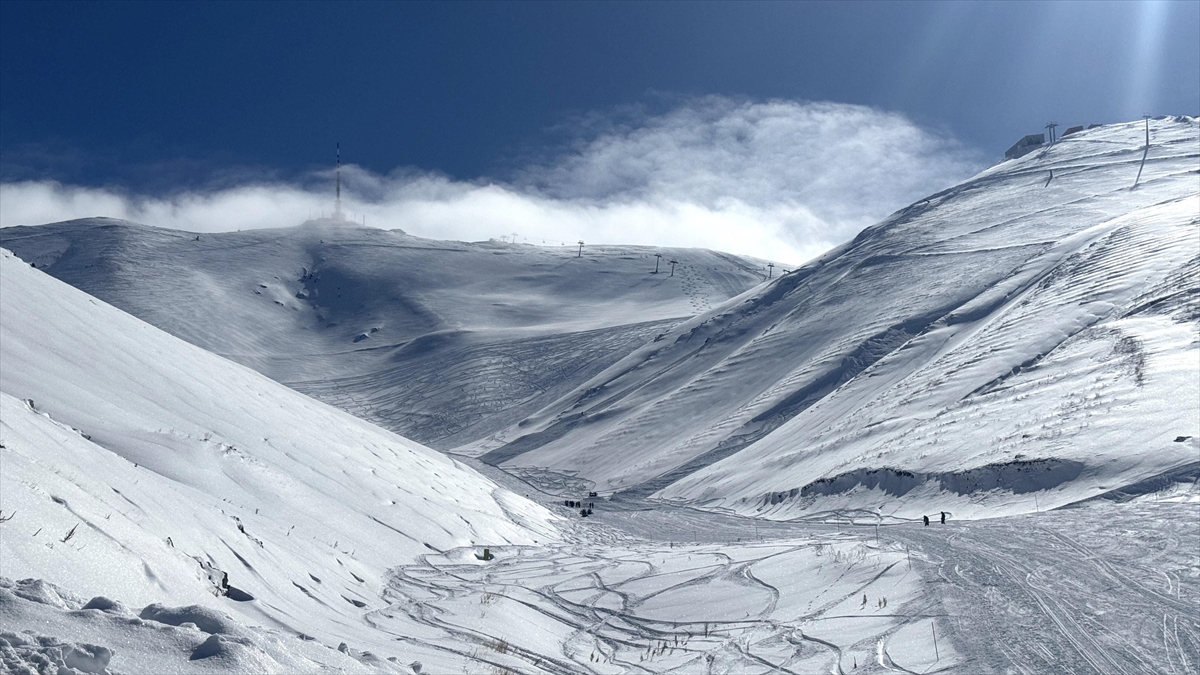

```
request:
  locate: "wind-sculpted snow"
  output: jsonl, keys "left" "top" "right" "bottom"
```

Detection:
{"left": 0, "top": 248, "right": 558, "bottom": 652}
{"left": 0, "top": 221, "right": 769, "bottom": 448}
{"left": 0, "top": 577, "right": 381, "bottom": 673}
{"left": 472, "top": 117, "right": 1200, "bottom": 518}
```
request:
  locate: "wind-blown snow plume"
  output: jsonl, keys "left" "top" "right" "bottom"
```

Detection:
{"left": 0, "top": 99, "right": 982, "bottom": 263}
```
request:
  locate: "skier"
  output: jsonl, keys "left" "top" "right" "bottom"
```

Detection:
{"left": 940, "top": 511, "right": 946, "bottom": 524}
{"left": 922, "top": 515, "right": 929, "bottom": 526}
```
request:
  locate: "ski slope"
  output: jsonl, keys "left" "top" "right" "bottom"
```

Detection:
{"left": 469, "top": 117, "right": 1200, "bottom": 519}
{"left": 0, "top": 221, "right": 770, "bottom": 449}
{"left": 0, "top": 247, "right": 558, "bottom": 661}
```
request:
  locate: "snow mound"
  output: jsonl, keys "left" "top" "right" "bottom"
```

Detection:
{"left": 0, "top": 632, "right": 113, "bottom": 675}
{"left": 0, "top": 577, "right": 390, "bottom": 674}
{"left": 139, "top": 604, "right": 244, "bottom": 636}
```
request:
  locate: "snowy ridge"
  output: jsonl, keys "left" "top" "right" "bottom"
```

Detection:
{"left": 0, "top": 247, "right": 558, "bottom": 659}
{"left": 0, "top": 221, "right": 771, "bottom": 449}
{"left": 472, "top": 117, "right": 1200, "bottom": 517}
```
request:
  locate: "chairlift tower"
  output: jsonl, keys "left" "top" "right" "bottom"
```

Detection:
{"left": 668, "top": 260, "right": 678, "bottom": 277}
{"left": 577, "top": 240, "right": 585, "bottom": 258}
{"left": 1045, "top": 122, "right": 1058, "bottom": 144}
{"left": 653, "top": 253, "right": 662, "bottom": 273}
{"left": 767, "top": 263, "right": 775, "bottom": 279}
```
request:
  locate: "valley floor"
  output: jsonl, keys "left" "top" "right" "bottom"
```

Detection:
{"left": 365, "top": 467, "right": 1199, "bottom": 675}
{"left": 3, "top": 479, "right": 1197, "bottom": 674}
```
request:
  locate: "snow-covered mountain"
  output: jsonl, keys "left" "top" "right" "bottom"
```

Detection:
{"left": 465, "top": 117, "right": 1200, "bottom": 518}
{"left": 0, "top": 247, "right": 557, "bottom": 655}
{"left": 1, "top": 118, "right": 1197, "bottom": 675}
{"left": 3, "top": 119, "right": 1195, "bottom": 525}
{"left": 0, "top": 222, "right": 770, "bottom": 449}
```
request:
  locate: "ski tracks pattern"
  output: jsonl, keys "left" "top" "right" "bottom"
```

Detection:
{"left": 369, "top": 519, "right": 917, "bottom": 673}
{"left": 894, "top": 501, "right": 1200, "bottom": 675}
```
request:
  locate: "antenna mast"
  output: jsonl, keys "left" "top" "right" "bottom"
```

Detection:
{"left": 333, "top": 143, "right": 344, "bottom": 221}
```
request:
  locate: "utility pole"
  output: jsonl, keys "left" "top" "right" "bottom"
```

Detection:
{"left": 577, "top": 240, "right": 584, "bottom": 258}
{"left": 1134, "top": 114, "right": 1152, "bottom": 189}
{"left": 653, "top": 253, "right": 662, "bottom": 273}
{"left": 1045, "top": 122, "right": 1058, "bottom": 144}
{"left": 767, "top": 263, "right": 775, "bottom": 279}
{"left": 669, "top": 260, "right": 678, "bottom": 277}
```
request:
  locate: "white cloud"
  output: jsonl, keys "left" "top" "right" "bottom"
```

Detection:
{"left": 0, "top": 98, "right": 984, "bottom": 264}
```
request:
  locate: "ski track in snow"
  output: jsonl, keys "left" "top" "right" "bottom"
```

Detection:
{"left": 356, "top": 451, "right": 1199, "bottom": 674}
{"left": 892, "top": 501, "right": 1200, "bottom": 675}
{"left": 323, "top": 493, "right": 1199, "bottom": 675}
{"left": 5, "top": 496, "right": 1195, "bottom": 673}
{"left": 368, "top": 517, "right": 916, "bottom": 674}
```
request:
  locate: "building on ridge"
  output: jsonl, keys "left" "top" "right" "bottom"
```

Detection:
{"left": 1005, "top": 133, "right": 1045, "bottom": 159}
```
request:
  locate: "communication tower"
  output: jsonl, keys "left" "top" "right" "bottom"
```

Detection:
{"left": 333, "top": 143, "right": 344, "bottom": 221}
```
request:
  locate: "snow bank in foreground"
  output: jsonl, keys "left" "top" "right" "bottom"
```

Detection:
{"left": 0, "top": 247, "right": 559, "bottom": 650}
{"left": 0, "top": 577, "right": 394, "bottom": 674}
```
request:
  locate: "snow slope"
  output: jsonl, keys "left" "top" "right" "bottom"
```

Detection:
{"left": 0, "top": 221, "right": 770, "bottom": 449}
{"left": 0, "top": 247, "right": 557, "bottom": 654}
{"left": 471, "top": 117, "right": 1200, "bottom": 518}
{"left": 2, "top": 119, "right": 1197, "bottom": 675}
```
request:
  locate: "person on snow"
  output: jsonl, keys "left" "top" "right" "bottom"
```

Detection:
{"left": 922, "top": 515, "right": 929, "bottom": 526}
{"left": 940, "top": 511, "right": 947, "bottom": 524}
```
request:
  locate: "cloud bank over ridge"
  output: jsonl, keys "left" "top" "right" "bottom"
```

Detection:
{"left": 0, "top": 98, "right": 984, "bottom": 264}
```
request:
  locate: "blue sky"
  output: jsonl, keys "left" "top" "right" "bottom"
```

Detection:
{"left": 1, "top": 0, "right": 1196, "bottom": 260}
